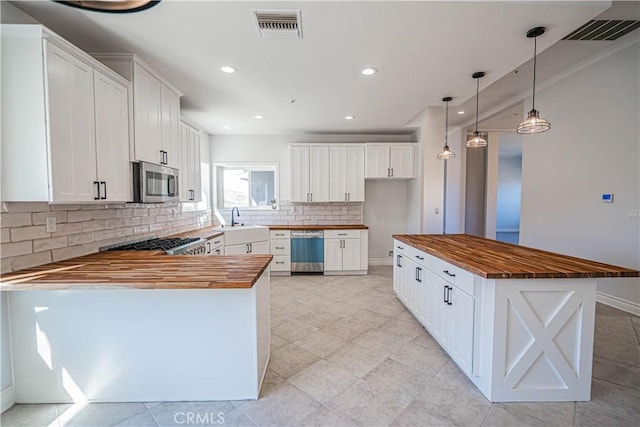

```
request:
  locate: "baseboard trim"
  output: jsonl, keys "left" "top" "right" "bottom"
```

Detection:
{"left": 596, "top": 291, "right": 640, "bottom": 316}
{"left": 368, "top": 258, "right": 393, "bottom": 266}
{"left": 1, "top": 385, "right": 15, "bottom": 413}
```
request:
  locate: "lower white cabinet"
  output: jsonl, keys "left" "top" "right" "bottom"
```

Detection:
{"left": 270, "top": 230, "right": 291, "bottom": 274}
{"left": 225, "top": 240, "right": 269, "bottom": 255}
{"left": 324, "top": 230, "right": 366, "bottom": 273}
{"left": 394, "top": 242, "right": 474, "bottom": 376}
{"left": 204, "top": 236, "right": 224, "bottom": 255}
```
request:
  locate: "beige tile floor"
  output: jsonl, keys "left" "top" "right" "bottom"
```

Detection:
{"left": 2, "top": 266, "right": 639, "bottom": 426}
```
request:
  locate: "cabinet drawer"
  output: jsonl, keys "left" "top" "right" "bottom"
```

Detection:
{"left": 432, "top": 258, "right": 475, "bottom": 296}
{"left": 271, "top": 255, "right": 291, "bottom": 271}
{"left": 270, "top": 239, "right": 291, "bottom": 255}
{"left": 270, "top": 230, "right": 291, "bottom": 239}
{"left": 325, "top": 229, "right": 360, "bottom": 239}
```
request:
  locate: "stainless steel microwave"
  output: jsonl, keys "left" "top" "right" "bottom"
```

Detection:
{"left": 133, "top": 162, "right": 179, "bottom": 203}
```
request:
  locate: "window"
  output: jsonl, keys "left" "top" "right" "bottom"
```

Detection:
{"left": 215, "top": 164, "right": 278, "bottom": 209}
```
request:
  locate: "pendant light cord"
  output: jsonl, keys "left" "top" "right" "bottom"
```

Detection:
{"left": 445, "top": 99, "right": 449, "bottom": 146}
{"left": 532, "top": 35, "right": 537, "bottom": 110}
{"left": 475, "top": 78, "right": 480, "bottom": 132}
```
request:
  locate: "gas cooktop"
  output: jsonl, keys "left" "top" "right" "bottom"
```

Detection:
{"left": 104, "top": 237, "right": 202, "bottom": 252}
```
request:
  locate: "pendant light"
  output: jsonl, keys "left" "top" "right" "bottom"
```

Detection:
{"left": 517, "top": 26, "right": 551, "bottom": 134}
{"left": 466, "top": 72, "right": 487, "bottom": 148}
{"left": 437, "top": 97, "right": 455, "bottom": 160}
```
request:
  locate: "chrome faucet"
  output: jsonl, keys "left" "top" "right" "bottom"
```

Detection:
{"left": 231, "top": 207, "right": 240, "bottom": 227}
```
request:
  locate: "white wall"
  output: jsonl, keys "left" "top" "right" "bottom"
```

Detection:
{"left": 496, "top": 155, "right": 522, "bottom": 231}
{"left": 444, "top": 128, "right": 465, "bottom": 234}
{"left": 520, "top": 38, "right": 640, "bottom": 311}
{"left": 0, "top": 2, "right": 38, "bottom": 24}
{"left": 364, "top": 180, "right": 409, "bottom": 262}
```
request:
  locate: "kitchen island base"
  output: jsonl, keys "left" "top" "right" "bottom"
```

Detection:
{"left": 8, "top": 272, "right": 271, "bottom": 403}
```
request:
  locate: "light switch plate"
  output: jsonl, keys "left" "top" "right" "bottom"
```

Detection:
{"left": 46, "top": 217, "right": 56, "bottom": 233}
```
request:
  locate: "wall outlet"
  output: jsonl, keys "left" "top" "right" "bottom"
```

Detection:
{"left": 46, "top": 217, "right": 56, "bottom": 233}
{"left": 435, "top": 208, "right": 440, "bottom": 214}
{"left": 388, "top": 250, "right": 393, "bottom": 256}
{"left": 629, "top": 209, "right": 640, "bottom": 220}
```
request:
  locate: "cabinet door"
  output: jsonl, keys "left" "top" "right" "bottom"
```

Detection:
{"left": 225, "top": 243, "right": 250, "bottom": 255}
{"left": 389, "top": 145, "right": 415, "bottom": 178}
{"left": 365, "top": 146, "right": 390, "bottom": 178}
{"left": 393, "top": 252, "right": 404, "bottom": 296}
{"left": 133, "top": 63, "right": 162, "bottom": 165}
{"left": 448, "top": 286, "right": 475, "bottom": 374}
{"left": 161, "top": 84, "right": 181, "bottom": 169}
{"left": 45, "top": 42, "right": 97, "bottom": 202}
{"left": 323, "top": 239, "right": 343, "bottom": 271}
{"left": 178, "top": 122, "right": 191, "bottom": 202}
{"left": 329, "top": 146, "right": 348, "bottom": 202}
{"left": 309, "top": 146, "right": 330, "bottom": 202}
{"left": 94, "top": 70, "right": 131, "bottom": 202}
{"left": 414, "top": 265, "right": 428, "bottom": 327}
{"left": 250, "top": 240, "right": 270, "bottom": 254}
{"left": 290, "top": 146, "right": 309, "bottom": 202}
{"left": 346, "top": 146, "right": 365, "bottom": 201}
{"left": 422, "top": 269, "right": 439, "bottom": 332}
{"left": 342, "top": 238, "right": 361, "bottom": 271}
{"left": 190, "top": 128, "right": 201, "bottom": 202}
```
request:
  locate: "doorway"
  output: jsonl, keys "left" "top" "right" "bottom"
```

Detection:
{"left": 495, "top": 134, "right": 522, "bottom": 244}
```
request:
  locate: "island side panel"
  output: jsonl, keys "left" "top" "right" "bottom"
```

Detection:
{"left": 490, "top": 278, "right": 596, "bottom": 402}
{"left": 10, "top": 287, "right": 261, "bottom": 403}
{"left": 254, "top": 269, "right": 271, "bottom": 397}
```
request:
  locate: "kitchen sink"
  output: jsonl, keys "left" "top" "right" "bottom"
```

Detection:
{"left": 213, "top": 225, "right": 269, "bottom": 246}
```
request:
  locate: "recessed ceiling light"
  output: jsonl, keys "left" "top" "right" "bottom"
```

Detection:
{"left": 223, "top": 125, "right": 231, "bottom": 130}
{"left": 361, "top": 67, "right": 378, "bottom": 76}
{"left": 344, "top": 115, "right": 356, "bottom": 120}
{"left": 457, "top": 111, "right": 465, "bottom": 115}
{"left": 253, "top": 114, "right": 264, "bottom": 119}
{"left": 221, "top": 66, "right": 237, "bottom": 74}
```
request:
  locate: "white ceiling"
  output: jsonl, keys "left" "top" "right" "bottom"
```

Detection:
{"left": 10, "top": 0, "right": 613, "bottom": 135}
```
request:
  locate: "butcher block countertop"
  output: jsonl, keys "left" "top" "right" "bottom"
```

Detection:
{"left": 270, "top": 224, "right": 368, "bottom": 230}
{"left": 393, "top": 234, "right": 639, "bottom": 279}
{"left": 0, "top": 252, "right": 273, "bottom": 291}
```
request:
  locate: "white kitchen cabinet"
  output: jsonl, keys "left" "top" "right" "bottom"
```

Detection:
{"left": 329, "top": 146, "right": 365, "bottom": 202}
{"left": 323, "top": 229, "right": 367, "bottom": 274}
{"left": 365, "top": 144, "right": 416, "bottom": 179}
{"left": 225, "top": 240, "right": 269, "bottom": 255}
{"left": 289, "top": 145, "right": 330, "bottom": 202}
{"left": 93, "top": 53, "right": 183, "bottom": 169}
{"left": 179, "top": 121, "right": 201, "bottom": 202}
{"left": 1, "top": 25, "right": 132, "bottom": 202}
{"left": 270, "top": 230, "right": 291, "bottom": 274}
{"left": 204, "top": 235, "right": 224, "bottom": 255}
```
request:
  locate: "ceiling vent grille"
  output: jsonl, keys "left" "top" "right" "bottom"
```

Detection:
{"left": 252, "top": 10, "right": 302, "bottom": 39}
{"left": 562, "top": 20, "right": 640, "bottom": 41}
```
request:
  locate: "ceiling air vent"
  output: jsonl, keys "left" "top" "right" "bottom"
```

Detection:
{"left": 252, "top": 10, "right": 302, "bottom": 39}
{"left": 562, "top": 20, "right": 640, "bottom": 41}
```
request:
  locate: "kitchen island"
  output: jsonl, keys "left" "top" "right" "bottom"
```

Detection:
{"left": 392, "top": 234, "right": 638, "bottom": 403}
{"left": 0, "top": 252, "right": 272, "bottom": 403}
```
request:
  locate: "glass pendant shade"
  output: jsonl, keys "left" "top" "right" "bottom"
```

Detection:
{"left": 437, "top": 97, "right": 455, "bottom": 160}
{"left": 517, "top": 27, "right": 551, "bottom": 135}
{"left": 517, "top": 109, "right": 551, "bottom": 134}
{"left": 466, "top": 71, "right": 487, "bottom": 148}
{"left": 466, "top": 131, "right": 487, "bottom": 148}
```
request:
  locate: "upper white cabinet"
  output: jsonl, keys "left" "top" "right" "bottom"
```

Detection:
{"left": 365, "top": 144, "right": 416, "bottom": 179}
{"left": 93, "top": 53, "right": 183, "bottom": 169}
{"left": 179, "top": 121, "right": 202, "bottom": 203}
{"left": 1, "top": 25, "right": 132, "bottom": 202}
{"left": 290, "top": 145, "right": 330, "bottom": 202}
{"left": 329, "top": 146, "right": 365, "bottom": 202}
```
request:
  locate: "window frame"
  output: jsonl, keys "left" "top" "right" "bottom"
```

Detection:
{"left": 213, "top": 162, "right": 279, "bottom": 211}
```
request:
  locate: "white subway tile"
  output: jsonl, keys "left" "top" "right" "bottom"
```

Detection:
{"left": 11, "top": 225, "right": 49, "bottom": 242}
{"left": 68, "top": 210, "right": 94, "bottom": 222}
{"left": 0, "top": 213, "right": 32, "bottom": 228}
{"left": 52, "top": 245, "right": 92, "bottom": 262}
{"left": 1, "top": 228, "right": 10, "bottom": 243}
{"left": 33, "top": 236, "right": 68, "bottom": 253}
{"left": 67, "top": 232, "right": 95, "bottom": 246}
{"left": 93, "top": 209, "right": 119, "bottom": 220}
{"left": 81, "top": 220, "right": 107, "bottom": 232}
{"left": 1, "top": 258, "right": 11, "bottom": 274}
{"left": 32, "top": 211, "right": 67, "bottom": 225}
{"left": 1, "top": 241, "right": 32, "bottom": 258}
{"left": 106, "top": 218, "right": 126, "bottom": 229}
{"left": 51, "top": 222, "right": 83, "bottom": 236}
{"left": 11, "top": 251, "right": 52, "bottom": 270}
{"left": 3, "top": 202, "right": 50, "bottom": 213}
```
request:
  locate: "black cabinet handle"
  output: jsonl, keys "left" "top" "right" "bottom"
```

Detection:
{"left": 206, "top": 242, "right": 211, "bottom": 254}
{"left": 415, "top": 255, "right": 424, "bottom": 260}
{"left": 100, "top": 181, "right": 107, "bottom": 200}
{"left": 164, "top": 151, "right": 168, "bottom": 165}
{"left": 443, "top": 285, "right": 448, "bottom": 304}
{"left": 447, "top": 286, "right": 453, "bottom": 305}
{"left": 416, "top": 267, "right": 419, "bottom": 282}
{"left": 275, "top": 261, "right": 285, "bottom": 264}
{"left": 94, "top": 181, "right": 101, "bottom": 200}
{"left": 396, "top": 255, "right": 402, "bottom": 267}
{"left": 416, "top": 267, "right": 422, "bottom": 283}
{"left": 443, "top": 270, "right": 456, "bottom": 277}
{"left": 250, "top": 243, "right": 253, "bottom": 253}
{"left": 390, "top": 168, "right": 394, "bottom": 177}
{"left": 396, "top": 246, "right": 404, "bottom": 250}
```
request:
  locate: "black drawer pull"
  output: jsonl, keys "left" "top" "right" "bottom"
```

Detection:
{"left": 213, "top": 240, "right": 221, "bottom": 244}
{"left": 275, "top": 246, "right": 285, "bottom": 250}
{"left": 415, "top": 255, "right": 424, "bottom": 260}
{"left": 443, "top": 270, "right": 456, "bottom": 277}
{"left": 396, "top": 246, "right": 404, "bottom": 250}
{"left": 275, "top": 233, "right": 285, "bottom": 236}
{"left": 275, "top": 261, "right": 285, "bottom": 264}
{"left": 338, "top": 233, "right": 347, "bottom": 236}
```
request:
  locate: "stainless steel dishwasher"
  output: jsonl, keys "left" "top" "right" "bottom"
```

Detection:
{"left": 290, "top": 230, "right": 324, "bottom": 274}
